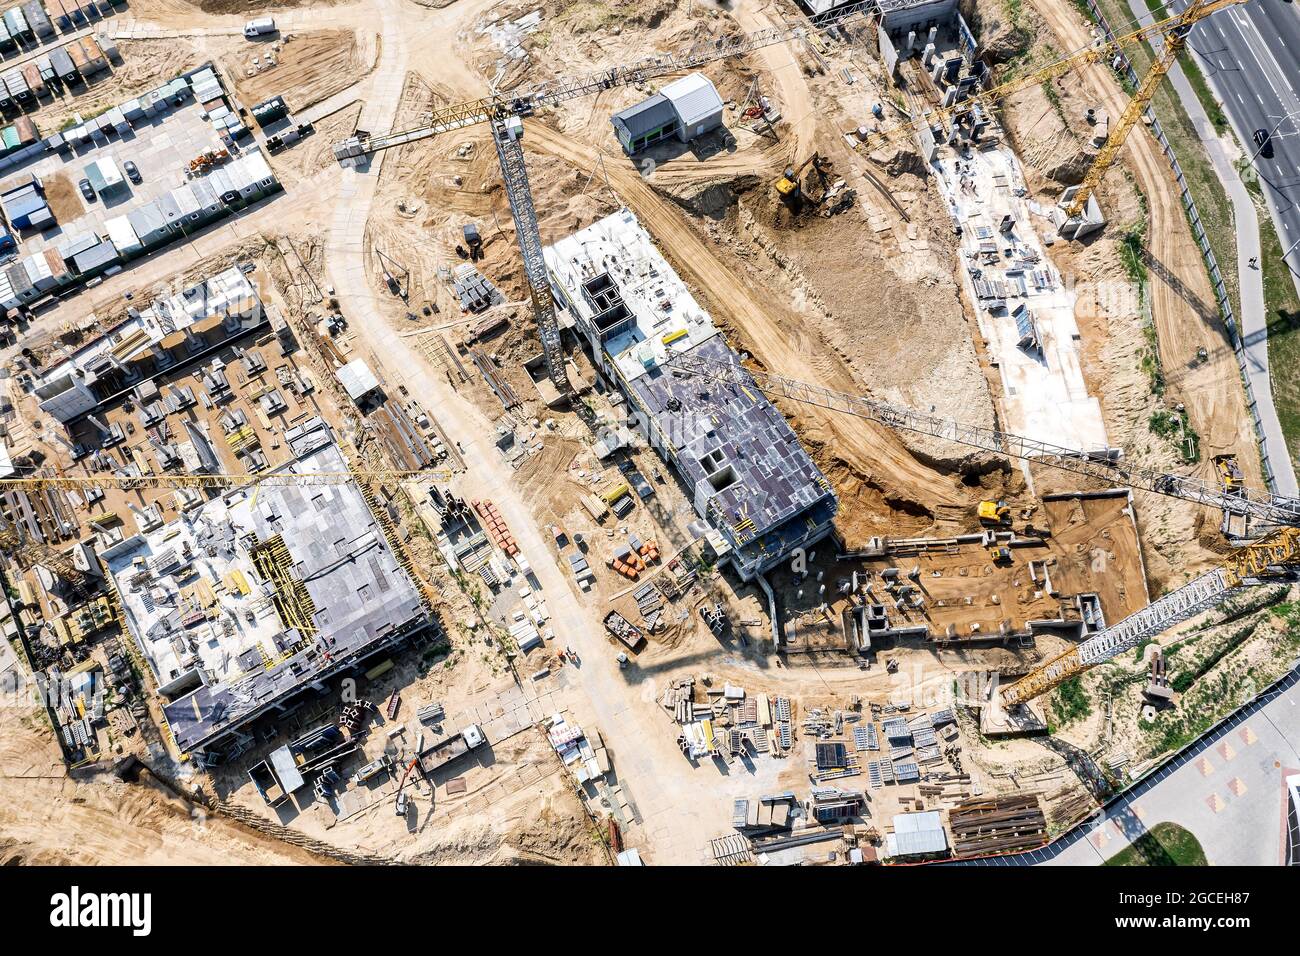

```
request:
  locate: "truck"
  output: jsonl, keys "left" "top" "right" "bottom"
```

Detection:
{"left": 243, "top": 16, "right": 276, "bottom": 38}
{"left": 416, "top": 724, "right": 485, "bottom": 775}
{"left": 603, "top": 610, "right": 645, "bottom": 652}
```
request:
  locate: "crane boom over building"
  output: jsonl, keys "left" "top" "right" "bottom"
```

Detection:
{"left": 1000, "top": 528, "right": 1300, "bottom": 706}
{"left": 667, "top": 352, "right": 1300, "bottom": 704}
{"left": 666, "top": 351, "right": 1300, "bottom": 527}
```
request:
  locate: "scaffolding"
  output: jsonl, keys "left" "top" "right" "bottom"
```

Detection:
{"left": 250, "top": 533, "right": 318, "bottom": 639}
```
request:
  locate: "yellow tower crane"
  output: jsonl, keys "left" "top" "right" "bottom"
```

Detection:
{"left": 849, "top": 0, "right": 1246, "bottom": 224}
{"left": 1063, "top": 0, "right": 1235, "bottom": 218}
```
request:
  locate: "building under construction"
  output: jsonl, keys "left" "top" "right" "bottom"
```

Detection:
{"left": 103, "top": 419, "right": 431, "bottom": 761}
{"left": 544, "top": 209, "right": 837, "bottom": 581}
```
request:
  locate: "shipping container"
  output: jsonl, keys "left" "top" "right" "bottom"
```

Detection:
{"left": 64, "top": 39, "right": 87, "bottom": 72}
{"left": 20, "top": 62, "right": 42, "bottom": 97}
{"left": 78, "top": 35, "right": 106, "bottom": 74}
{"left": 13, "top": 114, "right": 37, "bottom": 144}
{"left": 3, "top": 7, "right": 32, "bottom": 43}
{"left": 21, "top": 1, "right": 53, "bottom": 38}
{"left": 3, "top": 69, "right": 30, "bottom": 101}
{"left": 49, "top": 45, "right": 75, "bottom": 80}
{"left": 46, "top": 0, "right": 72, "bottom": 28}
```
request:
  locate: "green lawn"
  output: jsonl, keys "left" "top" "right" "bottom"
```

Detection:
{"left": 1103, "top": 822, "right": 1209, "bottom": 865}
{"left": 1255, "top": 194, "right": 1300, "bottom": 475}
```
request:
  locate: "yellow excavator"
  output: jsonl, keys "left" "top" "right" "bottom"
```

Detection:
{"left": 1214, "top": 455, "right": 1244, "bottom": 496}
{"left": 774, "top": 152, "right": 831, "bottom": 209}
{"left": 977, "top": 499, "right": 1011, "bottom": 526}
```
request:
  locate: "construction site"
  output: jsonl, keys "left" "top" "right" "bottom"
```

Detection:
{"left": 1, "top": 0, "right": 1298, "bottom": 869}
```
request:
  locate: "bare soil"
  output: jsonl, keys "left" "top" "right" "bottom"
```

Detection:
{"left": 37, "top": 39, "right": 207, "bottom": 134}
{"left": 224, "top": 29, "right": 375, "bottom": 111}
{"left": 40, "top": 170, "right": 86, "bottom": 223}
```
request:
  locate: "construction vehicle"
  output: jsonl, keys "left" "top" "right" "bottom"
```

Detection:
{"left": 351, "top": 754, "right": 394, "bottom": 786}
{"left": 0, "top": 0, "right": 1265, "bottom": 714}
{"left": 323, "top": 0, "right": 1247, "bottom": 412}
{"left": 1215, "top": 455, "right": 1249, "bottom": 537}
{"left": 393, "top": 755, "right": 419, "bottom": 816}
{"left": 188, "top": 147, "right": 230, "bottom": 173}
{"left": 1215, "top": 455, "right": 1245, "bottom": 496}
{"left": 665, "top": 351, "right": 1300, "bottom": 707}
{"left": 774, "top": 152, "right": 831, "bottom": 209}
{"left": 988, "top": 545, "right": 1012, "bottom": 565}
{"left": 415, "top": 724, "right": 484, "bottom": 775}
{"left": 977, "top": 499, "right": 1011, "bottom": 526}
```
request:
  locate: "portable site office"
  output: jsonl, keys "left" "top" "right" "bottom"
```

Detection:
{"left": 2, "top": 7, "right": 31, "bottom": 43}
{"left": 22, "top": 1, "right": 54, "bottom": 38}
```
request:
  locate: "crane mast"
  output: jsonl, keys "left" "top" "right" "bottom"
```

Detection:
{"left": 1000, "top": 528, "right": 1300, "bottom": 706}
{"left": 330, "top": 0, "right": 1249, "bottom": 397}
{"left": 1063, "top": 0, "right": 1229, "bottom": 218}
{"left": 491, "top": 114, "right": 570, "bottom": 395}
{"left": 0, "top": 1, "right": 1261, "bottom": 711}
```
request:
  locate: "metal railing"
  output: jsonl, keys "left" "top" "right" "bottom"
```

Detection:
{"left": 1085, "top": 0, "right": 1278, "bottom": 492}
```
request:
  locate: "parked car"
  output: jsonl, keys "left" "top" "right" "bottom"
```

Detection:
{"left": 78, "top": 178, "right": 94, "bottom": 201}
{"left": 1254, "top": 128, "right": 1274, "bottom": 158}
{"left": 123, "top": 160, "right": 141, "bottom": 184}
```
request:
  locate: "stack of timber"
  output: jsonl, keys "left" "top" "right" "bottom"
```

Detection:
{"left": 948, "top": 793, "right": 1047, "bottom": 857}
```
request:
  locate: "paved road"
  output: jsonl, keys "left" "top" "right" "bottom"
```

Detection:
{"left": 1172, "top": 0, "right": 1300, "bottom": 293}
{"left": 956, "top": 664, "right": 1300, "bottom": 865}
{"left": 1127, "top": 0, "right": 1299, "bottom": 495}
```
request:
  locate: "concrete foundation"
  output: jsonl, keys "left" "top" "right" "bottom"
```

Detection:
{"left": 1056, "top": 187, "right": 1107, "bottom": 241}
{"left": 980, "top": 700, "right": 1050, "bottom": 738}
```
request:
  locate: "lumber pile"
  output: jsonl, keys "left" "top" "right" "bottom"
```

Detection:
{"left": 948, "top": 793, "right": 1047, "bottom": 857}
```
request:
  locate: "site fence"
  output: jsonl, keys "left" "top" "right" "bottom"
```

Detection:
{"left": 1085, "top": 0, "right": 1278, "bottom": 491}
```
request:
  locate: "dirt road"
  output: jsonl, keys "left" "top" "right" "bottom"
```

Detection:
{"left": 1031, "top": 0, "right": 1262, "bottom": 487}
{"left": 732, "top": 1, "right": 817, "bottom": 167}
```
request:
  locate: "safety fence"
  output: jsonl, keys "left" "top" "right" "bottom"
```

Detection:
{"left": 1085, "top": 0, "right": 1278, "bottom": 491}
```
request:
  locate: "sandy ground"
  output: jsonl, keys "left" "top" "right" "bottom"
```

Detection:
{"left": 36, "top": 38, "right": 208, "bottom": 133}
{"left": 225, "top": 30, "right": 377, "bottom": 111}
{"left": 0, "top": 0, "right": 1268, "bottom": 867}
{"left": 0, "top": 706, "right": 327, "bottom": 866}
